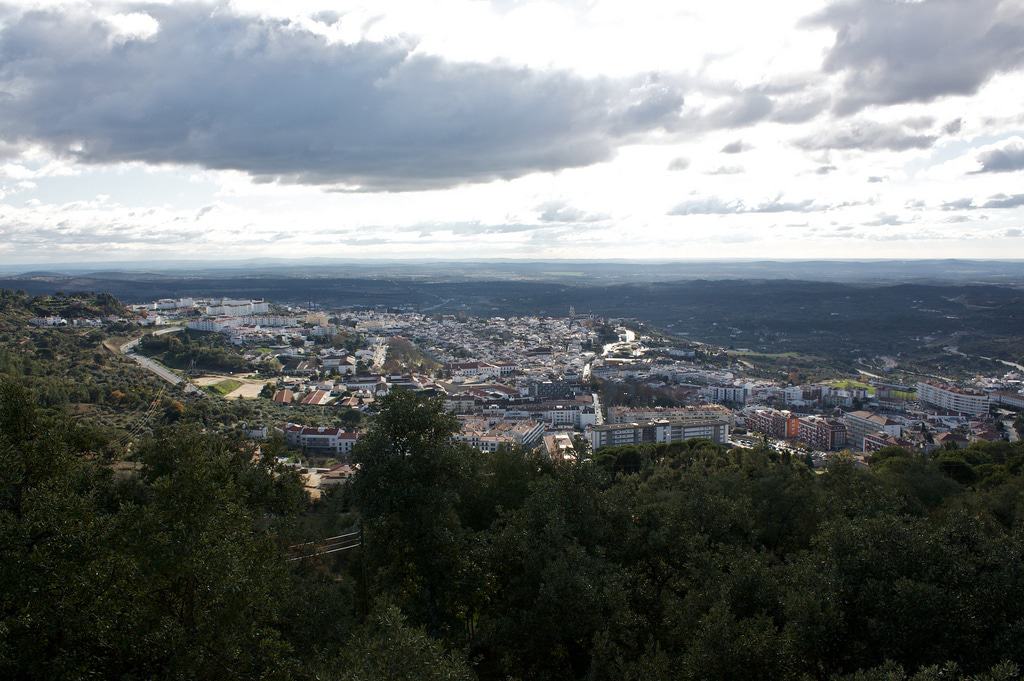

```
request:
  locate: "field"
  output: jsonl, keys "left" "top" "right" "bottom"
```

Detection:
{"left": 193, "top": 374, "right": 266, "bottom": 399}
{"left": 828, "top": 379, "right": 876, "bottom": 395}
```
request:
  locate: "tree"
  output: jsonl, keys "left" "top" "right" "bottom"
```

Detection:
{"left": 339, "top": 409, "right": 362, "bottom": 428}
{"left": 325, "top": 604, "right": 474, "bottom": 681}
{"left": 350, "top": 391, "right": 479, "bottom": 636}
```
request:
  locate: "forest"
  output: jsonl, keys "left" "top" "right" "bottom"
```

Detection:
{"left": 3, "top": 384, "right": 1024, "bottom": 680}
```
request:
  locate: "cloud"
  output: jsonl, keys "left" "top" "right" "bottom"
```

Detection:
{"left": 815, "top": 165, "right": 837, "bottom": 175}
{"left": 704, "top": 90, "right": 774, "bottom": 128}
{"left": 971, "top": 138, "right": 1024, "bottom": 173}
{"left": 720, "top": 140, "right": 751, "bottom": 154}
{"left": 669, "top": 195, "right": 824, "bottom": 216}
{"left": 667, "top": 157, "right": 690, "bottom": 171}
{"left": 0, "top": 4, "right": 687, "bottom": 191}
{"left": 769, "top": 91, "right": 830, "bottom": 124}
{"left": 943, "top": 118, "right": 963, "bottom": 135}
{"left": 903, "top": 116, "right": 935, "bottom": 131}
{"left": 535, "top": 200, "right": 607, "bottom": 223}
{"left": 706, "top": 165, "right": 744, "bottom": 175}
{"left": 943, "top": 193, "right": 1024, "bottom": 209}
{"left": 806, "top": 0, "right": 1024, "bottom": 115}
{"left": 863, "top": 212, "right": 909, "bottom": 227}
{"left": 867, "top": 175, "right": 886, "bottom": 183}
{"left": 795, "top": 119, "right": 937, "bottom": 151}
{"left": 941, "top": 198, "right": 975, "bottom": 211}
{"left": 1007, "top": 228, "right": 1023, "bottom": 237}
{"left": 981, "top": 193, "right": 1024, "bottom": 209}
{"left": 415, "top": 220, "right": 569, "bottom": 236}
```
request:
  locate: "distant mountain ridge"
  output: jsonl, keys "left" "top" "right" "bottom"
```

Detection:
{"left": 3, "top": 259, "right": 1024, "bottom": 286}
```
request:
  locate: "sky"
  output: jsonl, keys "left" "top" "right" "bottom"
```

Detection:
{"left": 1, "top": 0, "right": 1023, "bottom": 264}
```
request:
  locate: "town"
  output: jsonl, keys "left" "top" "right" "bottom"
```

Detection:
{"left": 50, "top": 293, "right": 1014, "bottom": 495}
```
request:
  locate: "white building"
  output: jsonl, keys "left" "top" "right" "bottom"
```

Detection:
{"left": 187, "top": 318, "right": 229, "bottom": 333}
{"left": 282, "top": 423, "right": 361, "bottom": 456}
{"left": 916, "top": 381, "right": 989, "bottom": 416}
{"left": 205, "top": 299, "right": 270, "bottom": 317}
{"left": 842, "top": 410, "right": 902, "bottom": 451}
{"left": 454, "top": 417, "right": 545, "bottom": 452}
{"left": 587, "top": 418, "right": 729, "bottom": 451}
{"left": 701, "top": 385, "right": 749, "bottom": 404}
{"left": 449, "top": 361, "right": 503, "bottom": 379}
{"left": 607, "top": 404, "right": 735, "bottom": 427}
{"left": 993, "top": 391, "right": 1024, "bottom": 410}
{"left": 782, "top": 386, "right": 806, "bottom": 405}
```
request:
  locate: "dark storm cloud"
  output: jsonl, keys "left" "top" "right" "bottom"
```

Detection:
{"left": 972, "top": 139, "right": 1024, "bottom": 173}
{"left": 0, "top": 4, "right": 686, "bottom": 191}
{"left": 795, "top": 119, "right": 937, "bottom": 152}
{"left": 807, "top": 0, "right": 1024, "bottom": 115}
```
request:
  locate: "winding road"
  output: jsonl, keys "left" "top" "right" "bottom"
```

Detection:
{"left": 119, "top": 328, "right": 203, "bottom": 396}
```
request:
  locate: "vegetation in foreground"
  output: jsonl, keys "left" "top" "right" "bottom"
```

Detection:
{"left": 4, "top": 383, "right": 1024, "bottom": 680}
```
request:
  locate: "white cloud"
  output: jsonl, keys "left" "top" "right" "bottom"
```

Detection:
{"left": 0, "top": 0, "right": 1021, "bottom": 263}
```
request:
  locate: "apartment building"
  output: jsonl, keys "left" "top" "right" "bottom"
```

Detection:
{"left": 797, "top": 416, "right": 848, "bottom": 451}
{"left": 607, "top": 404, "right": 735, "bottom": 427}
{"left": 503, "top": 400, "right": 598, "bottom": 428}
{"left": 587, "top": 418, "right": 729, "bottom": 452}
{"left": 449, "top": 361, "right": 503, "bottom": 379}
{"left": 701, "top": 385, "right": 749, "bottom": 405}
{"left": 205, "top": 298, "right": 270, "bottom": 316}
{"left": 842, "top": 410, "right": 902, "bottom": 450}
{"left": 916, "top": 381, "right": 990, "bottom": 416}
{"left": 454, "top": 417, "right": 545, "bottom": 453}
{"left": 282, "top": 424, "right": 361, "bottom": 456}
{"left": 993, "top": 391, "right": 1024, "bottom": 410}
{"left": 187, "top": 318, "right": 229, "bottom": 333}
{"left": 746, "top": 408, "right": 800, "bottom": 439}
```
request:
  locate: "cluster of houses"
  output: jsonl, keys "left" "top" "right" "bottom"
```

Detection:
{"left": 739, "top": 376, "right": 1021, "bottom": 455}
{"left": 132, "top": 298, "right": 1021, "bottom": 463}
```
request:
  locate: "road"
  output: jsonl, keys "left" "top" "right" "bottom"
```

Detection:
{"left": 371, "top": 342, "right": 389, "bottom": 370}
{"left": 420, "top": 297, "right": 454, "bottom": 312}
{"left": 119, "top": 327, "right": 203, "bottom": 396}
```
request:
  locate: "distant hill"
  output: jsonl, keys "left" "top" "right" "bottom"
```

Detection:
{"left": 3, "top": 258, "right": 1024, "bottom": 285}
{"left": 0, "top": 290, "right": 127, "bottom": 322}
